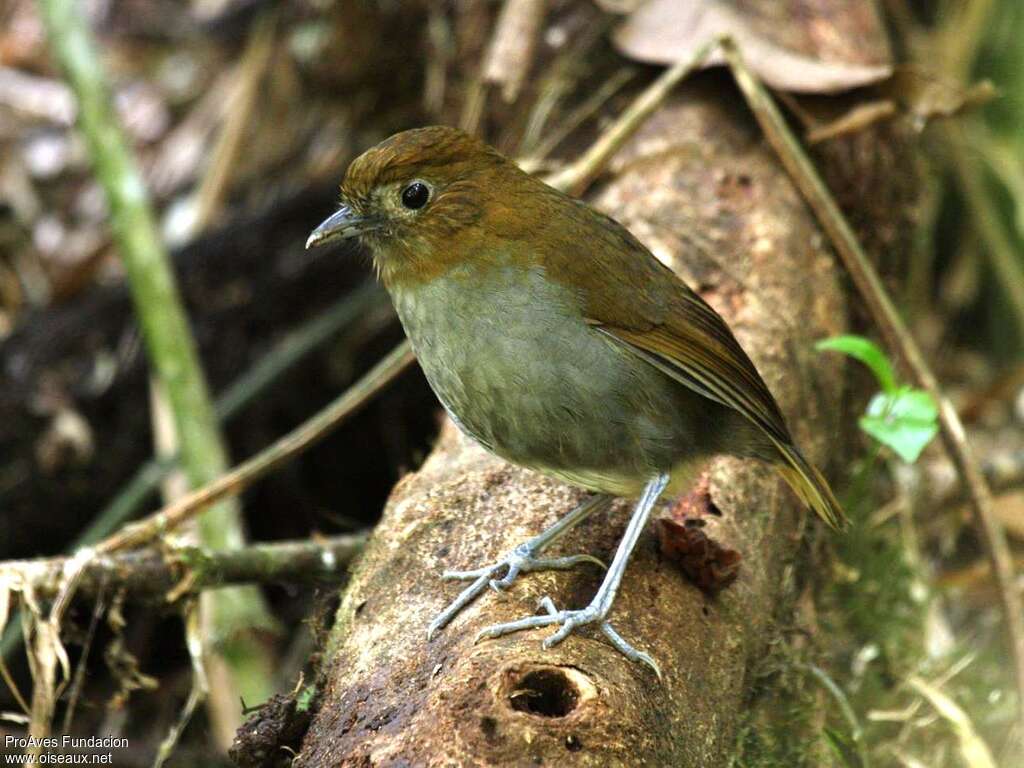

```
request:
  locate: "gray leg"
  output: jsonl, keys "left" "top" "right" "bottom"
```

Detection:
{"left": 475, "top": 473, "right": 669, "bottom": 677}
{"left": 426, "top": 494, "right": 613, "bottom": 640}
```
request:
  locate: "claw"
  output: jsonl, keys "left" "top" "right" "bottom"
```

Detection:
{"left": 537, "top": 596, "right": 559, "bottom": 616}
{"left": 429, "top": 480, "right": 667, "bottom": 676}
{"left": 427, "top": 571, "right": 493, "bottom": 640}
{"left": 474, "top": 611, "right": 561, "bottom": 643}
{"left": 602, "top": 622, "right": 662, "bottom": 680}
{"left": 488, "top": 574, "right": 519, "bottom": 594}
{"left": 442, "top": 565, "right": 495, "bottom": 581}
{"left": 429, "top": 544, "right": 605, "bottom": 637}
{"left": 529, "top": 554, "right": 607, "bottom": 572}
{"left": 475, "top": 598, "right": 660, "bottom": 676}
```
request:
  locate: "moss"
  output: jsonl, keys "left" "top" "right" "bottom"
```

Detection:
{"left": 733, "top": 470, "right": 931, "bottom": 767}
{"left": 731, "top": 628, "right": 849, "bottom": 768}
{"left": 296, "top": 684, "right": 318, "bottom": 713}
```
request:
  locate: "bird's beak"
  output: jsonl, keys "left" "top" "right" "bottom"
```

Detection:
{"left": 305, "top": 205, "right": 377, "bottom": 249}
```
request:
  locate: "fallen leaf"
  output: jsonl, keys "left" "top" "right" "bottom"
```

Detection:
{"left": 612, "top": 0, "right": 892, "bottom": 93}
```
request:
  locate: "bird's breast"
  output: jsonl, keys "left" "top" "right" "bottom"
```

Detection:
{"left": 389, "top": 263, "right": 711, "bottom": 495}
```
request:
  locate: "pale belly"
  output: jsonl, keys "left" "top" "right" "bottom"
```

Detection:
{"left": 391, "top": 265, "right": 722, "bottom": 497}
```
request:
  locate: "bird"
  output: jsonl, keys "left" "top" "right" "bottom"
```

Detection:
{"left": 306, "top": 125, "right": 844, "bottom": 675}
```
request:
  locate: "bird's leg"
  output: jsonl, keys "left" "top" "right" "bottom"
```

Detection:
{"left": 475, "top": 473, "right": 670, "bottom": 677}
{"left": 427, "top": 494, "right": 612, "bottom": 640}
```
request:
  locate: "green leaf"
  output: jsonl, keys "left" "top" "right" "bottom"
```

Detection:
{"left": 859, "top": 387, "right": 939, "bottom": 463}
{"left": 816, "top": 335, "right": 898, "bottom": 394}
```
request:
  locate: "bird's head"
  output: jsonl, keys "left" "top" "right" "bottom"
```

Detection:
{"left": 307, "top": 126, "right": 539, "bottom": 287}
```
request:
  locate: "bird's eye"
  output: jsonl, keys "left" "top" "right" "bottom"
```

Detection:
{"left": 401, "top": 182, "right": 430, "bottom": 210}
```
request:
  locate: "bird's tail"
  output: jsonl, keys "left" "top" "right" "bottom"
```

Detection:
{"left": 770, "top": 439, "right": 847, "bottom": 530}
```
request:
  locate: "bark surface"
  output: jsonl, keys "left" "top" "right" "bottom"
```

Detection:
{"left": 298, "top": 83, "right": 852, "bottom": 767}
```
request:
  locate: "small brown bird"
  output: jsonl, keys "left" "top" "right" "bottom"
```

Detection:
{"left": 308, "top": 126, "right": 843, "bottom": 674}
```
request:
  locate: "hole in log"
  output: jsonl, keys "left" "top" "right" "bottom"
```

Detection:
{"left": 508, "top": 669, "right": 580, "bottom": 718}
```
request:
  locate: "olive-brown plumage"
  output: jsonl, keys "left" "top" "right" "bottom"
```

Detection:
{"left": 308, "top": 125, "right": 844, "bottom": 673}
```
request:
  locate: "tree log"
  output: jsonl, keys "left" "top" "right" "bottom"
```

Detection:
{"left": 297, "top": 83, "right": 853, "bottom": 766}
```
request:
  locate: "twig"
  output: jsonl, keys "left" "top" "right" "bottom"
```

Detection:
{"left": 514, "top": 21, "right": 607, "bottom": 159}
{"left": 0, "top": 535, "right": 366, "bottom": 604}
{"left": 92, "top": 341, "right": 414, "bottom": 555}
{"left": 544, "top": 36, "right": 721, "bottom": 196}
{"left": 802, "top": 663, "right": 870, "bottom": 768}
{"left": 154, "top": 603, "right": 206, "bottom": 768}
{"left": 908, "top": 675, "right": 997, "bottom": 768}
{"left": 522, "top": 66, "right": 636, "bottom": 167}
{"left": 36, "top": 0, "right": 280, "bottom": 726}
{"left": 22, "top": 549, "right": 86, "bottom": 751}
{"left": 192, "top": 13, "right": 277, "bottom": 232}
{"left": 0, "top": 644, "right": 29, "bottom": 716}
{"left": 805, "top": 100, "right": 897, "bottom": 144}
{"left": 482, "top": 0, "right": 547, "bottom": 103}
{"left": 1, "top": 282, "right": 387, "bottom": 662}
{"left": 0, "top": 66, "right": 75, "bottom": 124}
{"left": 459, "top": 77, "right": 488, "bottom": 136}
{"left": 720, "top": 36, "right": 1024, "bottom": 742}
{"left": 59, "top": 580, "right": 106, "bottom": 733}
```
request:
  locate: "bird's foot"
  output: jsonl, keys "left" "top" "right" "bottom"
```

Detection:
{"left": 426, "top": 543, "right": 604, "bottom": 640}
{"left": 475, "top": 596, "right": 661, "bottom": 679}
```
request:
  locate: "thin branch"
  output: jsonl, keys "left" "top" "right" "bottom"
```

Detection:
{"left": 514, "top": 20, "right": 613, "bottom": 158}
{"left": 544, "top": 36, "right": 720, "bottom": 196}
{"left": 154, "top": 603, "right": 206, "bottom": 768}
{"left": 35, "top": 0, "right": 286, "bottom": 729}
{"left": 1, "top": 284, "right": 389, "bottom": 666}
{"left": 802, "top": 663, "right": 870, "bottom": 768}
{"left": 92, "top": 341, "right": 414, "bottom": 555}
{"left": 1, "top": 535, "right": 366, "bottom": 603}
{"left": 720, "top": 37, "right": 1024, "bottom": 741}
{"left": 0, "top": 649, "right": 29, "bottom": 716}
{"left": 192, "top": 14, "right": 277, "bottom": 232}
{"left": 521, "top": 66, "right": 636, "bottom": 168}
{"left": 59, "top": 581, "right": 106, "bottom": 733}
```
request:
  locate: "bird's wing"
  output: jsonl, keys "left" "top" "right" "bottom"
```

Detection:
{"left": 546, "top": 207, "right": 792, "bottom": 445}
{"left": 535, "top": 195, "right": 845, "bottom": 528}
{"left": 587, "top": 288, "right": 792, "bottom": 447}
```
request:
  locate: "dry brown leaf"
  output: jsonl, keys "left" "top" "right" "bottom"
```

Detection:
{"left": 805, "top": 100, "right": 897, "bottom": 143}
{"left": 612, "top": 0, "right": 892, "bottom": 93}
